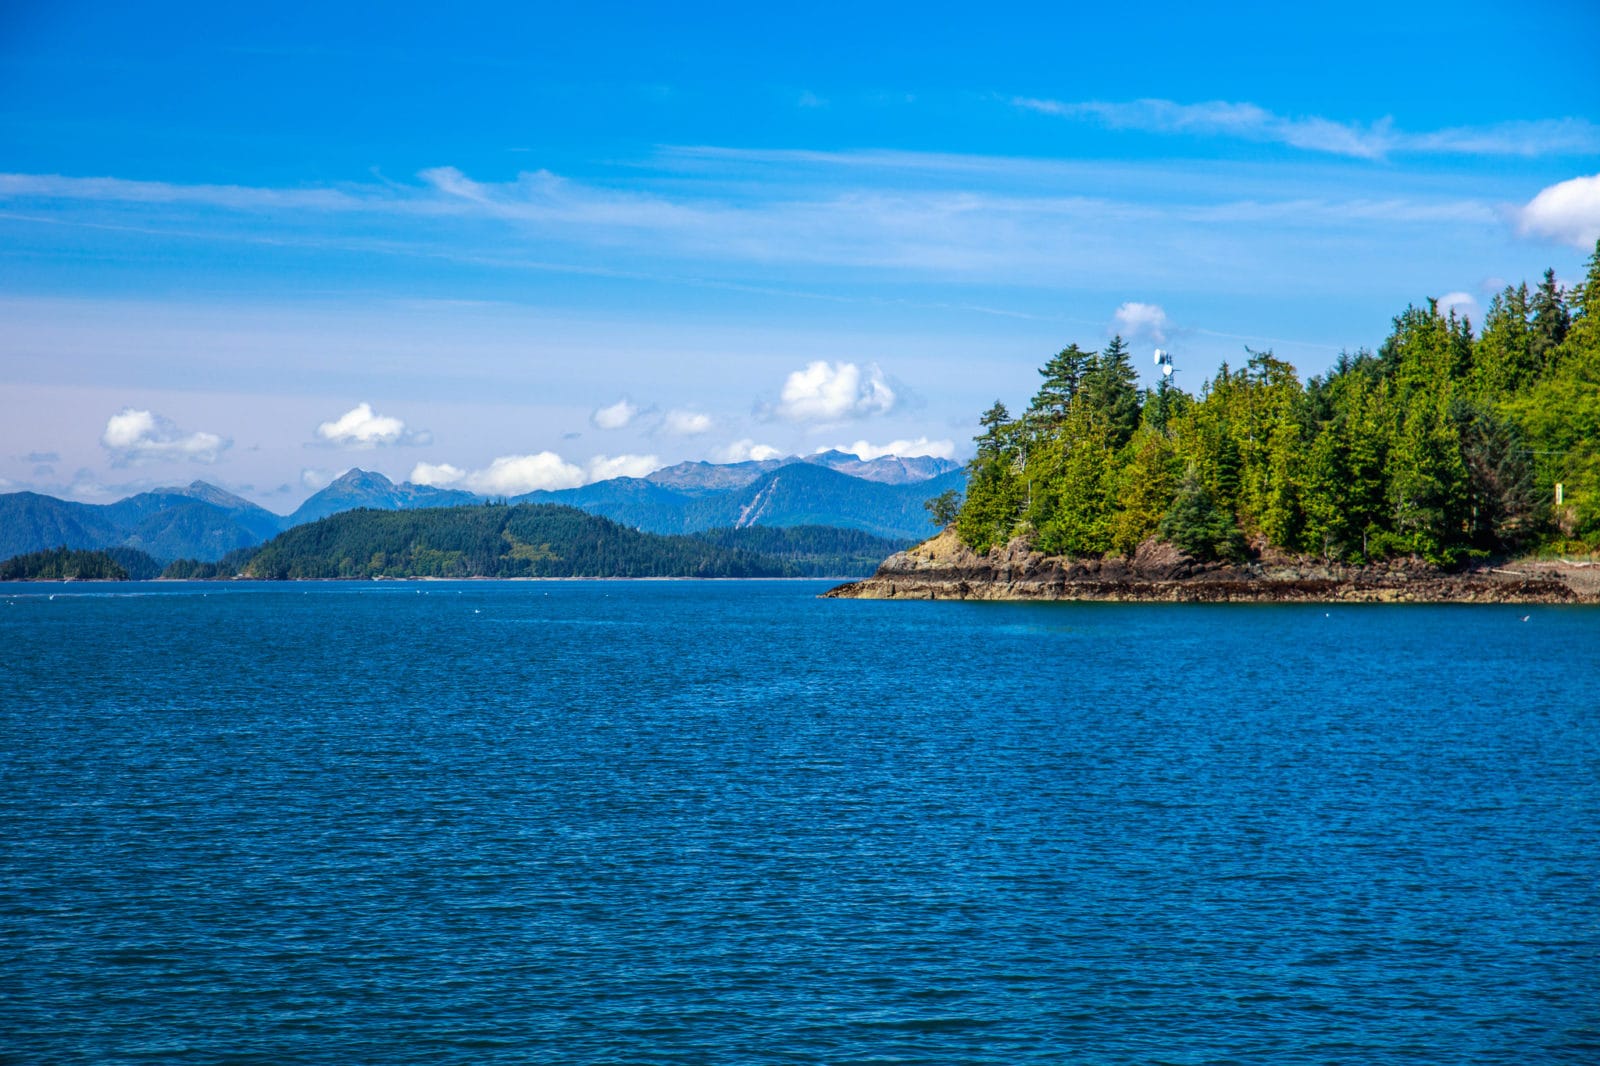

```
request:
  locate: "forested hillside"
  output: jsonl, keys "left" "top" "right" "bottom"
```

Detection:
{"left": 957, "top": 243, "right": 1600, "bottom": 564}
{"left": 689, "top": 526, "right": 909, "bottom": 575}
{"left": 227, "top": 504, "right": 897, "bottom": 579}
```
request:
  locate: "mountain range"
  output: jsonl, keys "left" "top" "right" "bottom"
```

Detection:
{"left": 0, "top": 452, "right": 964, "bottom": 562}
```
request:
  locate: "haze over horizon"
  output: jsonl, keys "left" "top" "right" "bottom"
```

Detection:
{"left": 3, "top": 1, "right": 1598, "bottom": 510}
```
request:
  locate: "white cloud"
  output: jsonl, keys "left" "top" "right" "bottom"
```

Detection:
{"left": 775, "top": 361, "right": 895, "bottom": 423}
{"left": 301, "top": 467, "right": 335, "bottom": 490}
{"left": 101, "top": 408, "right": 228, "bottom": 464}
{"left": 1517, "top": 173, "right": 1600, "bottom": 249}
{"left": 591, "top": 398, "right": 638, "bottom": 430}
{"left": 663, "top": 409, "right": 712, "bottom": 435}
{"left": 462, "top": 453, "right": 586, "bottom": 495}
{"left": 1013, "top": 97, "right": 1600, "bottom": 161}
{"left": 823, "top": 438, "right": 956, "bottom": 461}
{"left": 409, "top": 461, "right": 466, "bottom": 487}
{"left": 711, "top": 439, "right": 784, "bottom": 463}
{"left": 1113, "top": 302, "right": 1169, "bottom": 343}
{"left": 585, "top": 453, "right": 662, "bottom": 481}
{"left": 406, "top": 452, "right": 660, "bottom": 495}
{"left": 314, "top": 402, "right": 428, "bottom": 447}
{"left": 1437, "top": 291, "right": 1480, "bottom": 319}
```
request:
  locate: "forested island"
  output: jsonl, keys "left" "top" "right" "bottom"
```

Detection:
{"left": 0, "top": 546, "right": 162, "bottom": 582}
{"left": 833, "top": 245, "right": 1600, "bottom": 603}
{"left": 2, "top": 506, "right": 910, "bottom": 581}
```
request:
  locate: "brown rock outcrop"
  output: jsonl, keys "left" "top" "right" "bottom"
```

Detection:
{"left": 824, "top": 530, "right": 1597, "bottom": 604}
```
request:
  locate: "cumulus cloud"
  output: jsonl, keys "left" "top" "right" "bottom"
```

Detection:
{"left": 101, "top": 408, "right": 229, "bottom": 465}
{"left": 462, "top": 453, "right": 585, "bottom": 495}
{"left": 1437, "top": 291, "right": 1480, "bottom": 319}
{"left": 711, "top": 439, "right": 785, "bottom": 463}
{"left": 1517, "top": 173, "right": 1600, "bottom": 249}
{"left": 584, "top": 453, "right": 662, "bottom": 481}
{"left": 591, "top": 398, "right": 639, "bottom": 430}
{"left": 663, "top": 409, "right": 713, "bottom": 435}
{"left": 1113, "top": 302, "right": 1169, "bottom": 343}
{"left": 823, "top": 438, "right": 956, "bottom": 461}
{"left": 314, "top": 402, "right": 429, "bottom": 448}
{"left": 407, "top": 452, "right": 661, "bottom": 495}
{"left": 408, "top": 462, "right": 466, "bottom": 487}
{"left": 774, "top": 361, "right": 895, "bottom": 423}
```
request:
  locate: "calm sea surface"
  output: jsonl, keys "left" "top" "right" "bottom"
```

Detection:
{"left": 2, "top": 581, "right": 1597, "bottom": 1064}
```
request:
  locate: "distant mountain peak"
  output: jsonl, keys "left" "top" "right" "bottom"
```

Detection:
{"left": 330, "top": 468, "right": 395, "bottom": 489}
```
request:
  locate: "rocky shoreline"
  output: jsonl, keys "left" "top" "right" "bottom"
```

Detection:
{"left": 824, "top": 529, "right": 1600, "bottom": 604}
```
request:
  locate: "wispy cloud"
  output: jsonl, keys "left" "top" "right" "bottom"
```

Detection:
{"left": 1013, "top": 97, "right": 1600, "bottom": 161}
{"left": 0, "top": 151, "right": 1555, "bottom": 303}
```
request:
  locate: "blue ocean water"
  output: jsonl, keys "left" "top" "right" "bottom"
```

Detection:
{"left": 1, "top": 580, "right": 1596, "bottom": 1065}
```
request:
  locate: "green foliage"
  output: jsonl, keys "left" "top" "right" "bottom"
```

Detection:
{"left": 0, "top": 546, "right": 131, "bottom": 580}
{"left": 955, "top": 453, "right": 1024, "bottom": 554}
{"left": 1029, "top": 346, "right": 1092, "bottom": 423}
{"left": 923, "top": 489, "right": 963, "bottom": 528}
{"left": 1109, "top": 428, "right": 1178, "bottom": 554}
{"left": 1158, "top": 470, "right": 1246, "bottom": 561}
{"left": 1079, "top": 334, "right": 1143, "bottom": 447}
{"left": 1027, "top": 402, "right": 1116, "bottom": 556}
{"left": 949, "top": 241, "right": 1600, "bottom": 562}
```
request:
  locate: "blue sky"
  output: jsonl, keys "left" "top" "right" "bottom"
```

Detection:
{"left": 3, "top": 1, "right": 1598, "bottom": 508}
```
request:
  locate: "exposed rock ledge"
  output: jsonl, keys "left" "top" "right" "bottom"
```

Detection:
{"left": 824, "top": 529, "right": 1600, "bottom": 604}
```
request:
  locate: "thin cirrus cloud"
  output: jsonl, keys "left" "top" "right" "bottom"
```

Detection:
{"left": 0, "top": 161, "right": 1531, "bottom": 290}
{"left": 773, "top": 361, "right": 895, "bottom": 423}
{"left": 1013, "top": 97, "right": 1600, "bottom": 161}
{"left": 410, "top": 452, "right": 661, "bottom": 495}
{"left": 314, "top": 402, "right": 430, "bottom": 448}
{"left": 101, "top": 408, "right": 229, "bottom": 465}
{"left": 1516, "top": 173, "right": 1600, "bottom": 250}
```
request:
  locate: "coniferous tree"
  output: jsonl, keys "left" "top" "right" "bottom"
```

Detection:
{"left": 1158, "top": 468, "right": 1246, "bottom": 561}
{"left": 1028, "top": 344, "right": 1094, "bottom": 424}
{"left": 1530, "top": 268, "right": 1571, "bottom": 372}
{"left": 949, "top": 251, "right": 1600, "bottom": 561}
{"left": 1109, "top": 428, "right": 1179, "bottom": 554}
{"left": 1474, "top": 285, "right": 1536, "bottom": 397}
{"left": 1079, "top": 334, "right": 1143, "bottom": 447}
